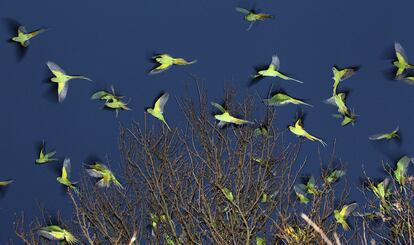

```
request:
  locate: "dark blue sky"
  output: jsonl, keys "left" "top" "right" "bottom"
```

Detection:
{"left": 1, "top": 0, "right": 414, "bottom": 242}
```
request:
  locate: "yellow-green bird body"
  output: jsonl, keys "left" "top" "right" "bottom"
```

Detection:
{"left": 325, "top": 169, "right": 346, "bottom": 185}
{"left": 147, "top": 93, "right": 171, "bottom": 130}
{"left": 288, "top": 118, "right": 326, "bottom": 146}
{"left": 393, "top": 42, "right": 414, "bottom": 77}
{"left": 150, "top": 54, "right": 196, "bottom": 74}
{"left": 263, "top": 92, "right": 312, "bottom": 107}
{"left": 36, "top": 144, "right": 57, "bottom": 164}
{"left": 236, "top": 7, "right": 272, "bottom": 31}
{"left": 92, "top": 86, "right": 130, "bottom": 116}
{"left": 211, "top": 102, "right": 253, "bottom": 127}
{"left": 57, "top": 158, "right": 77, "bottom": 191}
{"left": 37, "top": 225, "right": 78, "bottom": 244}
{"left": 254, "top": 55, "right": 303, "bottom": 83}
{"left": 86, "top": 162, "right": 123, "bottom": 188}
{"left": 11, "top": 26, "right": 46, "bottom": 47}
{"left": 0, "top": 180, "right": 13, "bottom": 186}
{"left": 332, "top": 66, "right": 357, "bottom": 94}
{"left": 221, "top": 187, "right": 234, "bottom": 202}
{"left": 334, "top": 203, "right": 358, "bottom": 231}
{"left": 369, "top": 126, "right": 399, "bottom": 140}
{"left": 47, "top": 61, "right": 92, "bottom": 103}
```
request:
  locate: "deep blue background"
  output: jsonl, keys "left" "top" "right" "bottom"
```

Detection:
{"left": 0, "top": 0, "right": 413, "bottom": 242}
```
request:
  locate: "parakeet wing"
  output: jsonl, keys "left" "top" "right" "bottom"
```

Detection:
{"left": 395, "top": 42, "right": 408, "bottom": 62}
{"left": 47, "top": 61, "right": 66, "bottom": 76}
{"left": 18, "top": 26, "right": 27, "bottom": 34}
{"left": 63, "top": 158, "right": 71, "bottom": 178}
{"left": 271, "top": 55, "right": 280, "bottom": 70}
{"left": 91, "top": 91, "right": 109, "bottom": 100}
{"left": 149, "top": 64, "right": 171, "bottom": 74}
{"left": 235, "top": 7, "right": 250, "bottom": 14}
{"left": 96, "top": 178, "right": 110, "bottom": 188}
{"left": 340, "top": 69, "right": 356, "bottom": 81}
{"left": 37, "top": 230, "right": 61, "bottom": 241}
{"left": 368, "top": 133, "right": 386, "bottom": 140}
{"left": 211, "top": 102, "right": 226, "bottom": 113}
{"left": 57, "top": 82, "right": 69, "bottom": 103}
{"left": 342, "top": 203, "right": 358, "bottom": 218}
{"left": 86, "top": 169, "right": 103, "bottom": 178}
{"left": 154, "top": 93, "right": 169, "bottom": 113}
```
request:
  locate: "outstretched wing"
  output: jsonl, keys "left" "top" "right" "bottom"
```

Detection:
{"left": 395, "top": 42, "right": 408, "bottom": 63}
{"left": 211, "top": 102, "right": 226, "bottom": 113}
{"left": 236, "top": 7, "right": 250, "bottom": 14}
{"left": 271, "top": 55, "right": 280, "bottom": 70}
{"left": 342, "top": 203, "right": 358, "bottom": 218}
{"left": 47, "top": 61, "right": 66, "bottom": 76}
{"left": 62, "top": 158, "right": 71, "bottom": 178}
{"left": 57, "top": 82, "right": 69, "bottom": 103}
{"left": 149, "top": 64, "right": 171, "bottom": 75}
{"left": 154, "top": 93, "right": 169, "bottom": 113}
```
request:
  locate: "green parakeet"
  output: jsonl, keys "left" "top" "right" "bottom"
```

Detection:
{"left": 334, "top": 203, "right": 358, "bottom": 231}
{"left": 47, "top": 61, "right": 92, "bottom": 103}
{"left": 92, "top": 86, "right": 131, "bottom": 117}
{"left": 325, "top": 169, "right": 346, "bottom": 185}
{"left": 254, "top": 126, "right": 269, "bottom": 137}
{"left": 221, "top": 187, "right": 234, "bottom": 202}
{"left": 370, "top": 178, "right": 391, "bottom": 201}
{"left": 263, "top": 92, "right": 312, "bottom": 107}
{"left": 35, "top": 143, "right": 57, "bottom": 164}
{"left": 211, "top": 102, "right": 254, "bottom": 127}
{"left": 150, "top": 54, "right": 196, "bottom": 74}
{"left": 11, "top": 26, "right": 47, "bottom": 47}
{"left": 393, "top": 156, "right": 412, "bottom": 186}
{"left": 332, "top": 66, "right": 357, "bottom": 94}
{"left": 396, "top": 74, "right": 414, "bottom": 85}
{"left": 393, "top": 42, "right": 414, "bottom": 77}
{"left": 0, "top": 180, "right": 13, "bottom": 186}
{"left": 299, "top": 176, "right": 320, "bottom": 195}
{"left": 235, "top": 7, "right": 272, "bottom": 31}
{"left": 256, "top": 236, "right": 266, "bottom": 245}
{"left": 288, "top": 118, "right": 327, "bottom": 146}
{"left": 86, "top": 162, "right": 123, "bottom": 188}
{"left": 146, "top": 92, "right": 171, "bottom": 130}
{"left": 57, "top": 158, "right": 77, "bottom": 192}
{"left": 369, "top": 126, "right": 399, "bottom": 141}
{"left": 294, "top": 185, "right": 309, "bottom": 204}
{"left": 37, "top": 225, "right": 78, "bottom": 244}
{"left": 253, "top": 55, "right": 303, "bottom": 83}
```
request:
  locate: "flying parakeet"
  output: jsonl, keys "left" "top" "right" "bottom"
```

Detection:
{"left": 263, "top": 92, "right": 312, "bottom": 107}
{"left": 57, "top": 158, "right": 77, "bottom": 192}
{"left": 146, "top": 92, "right": 171, "bottom": 130}
{"left": 288, "top": 118, "right": 327, "bottom": 146}
{"left": 325, "top": 169, "right": 346, "bottom": 185}
{"left": 211, "top": 102, "right": 254, "bottom": 128}
{"left": 370, "top": 178, "right": 391, "bottom": 201}
{"left": 0, "top": 180, "right": 13, "bottom": 186}
{"left": 235, "top": 7, "right": 273, "bottom": 31}
{"left": 369, "top": 126, "right": 399, "bottom": 141}
{"left": 92, "top": 86, "right": 131, "bottom": 117}
{"left": 254, "top": 126, "right": 269, "bottom": 137}
{"left": 294, "top": 185, "right": 309, "bottom": 204}
{"left": 393, "top": 42, "right": 414, "bottom": 77}
{"left": 256, "top": 236, "right": 266, "bottom": 245}
{"left": 35, "top": 143, "right": 57, "bottom": 164}
{"left": 150, "top": 54, "right": 197, "bottom": 74}
{"left": 253, "top": 55, "right": 303, "bottom": 83}
{"left": 37, "top": 225, "right": 78, "bottom": 244}
{"left": 86, "top": 162, "right": 123, "bottom": 188}
{"left": 334, "top": 203, "right": 358, "bottom": 231}
{"left": 221, "top": 187, "right": 234, "bottom": 202}
{"left": 11, "top": 26, "right": 47, "bottom": 47}
{"left": 393, "top": 156, "right": 412, "bottom": 186}
{"left": 47, "top": 61, "right": 92, "bottom": 103}
{"left": 332, "top": 66, "right": 357, "bottom": 94}
{"left": 298, "top": 176, "right": 320, "bottom": 195}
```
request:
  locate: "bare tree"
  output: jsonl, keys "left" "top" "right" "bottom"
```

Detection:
{"left": 14, "top": 85, "right": 367, "bottom": 244}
